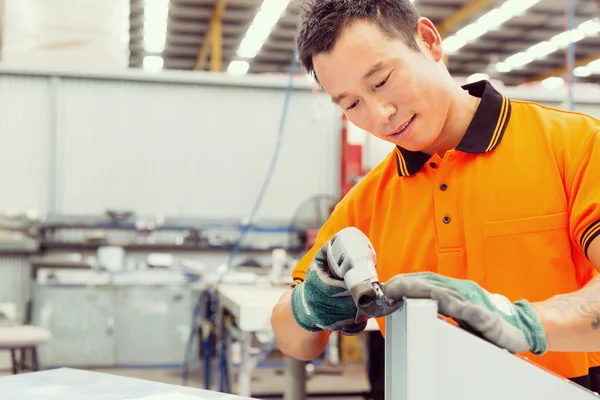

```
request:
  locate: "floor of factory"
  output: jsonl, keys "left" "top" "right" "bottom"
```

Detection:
{"left": 0, "top": 362, "right": 370, "bottom": 399}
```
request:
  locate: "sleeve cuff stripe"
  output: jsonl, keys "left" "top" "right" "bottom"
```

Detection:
{"left": 291, "top": 278, "right": 304, "bottom": 288}
{"left": 581, "top": 219, "right": 600, "bottom": 257}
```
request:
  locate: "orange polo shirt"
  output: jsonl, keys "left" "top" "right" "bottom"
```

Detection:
{"left": 292, "top": 80, "right": 600, "bottom": 381}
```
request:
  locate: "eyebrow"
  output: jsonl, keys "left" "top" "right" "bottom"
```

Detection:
{"left": 331, "top": 61, "right": 386, "bottom": 104}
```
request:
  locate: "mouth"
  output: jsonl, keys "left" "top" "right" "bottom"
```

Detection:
{"left": 387, "top": 115, "right": 415, "bottom": 139}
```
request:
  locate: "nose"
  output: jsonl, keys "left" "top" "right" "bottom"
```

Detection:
{"left": 372, "top": 102, "right": 396, "bottom": 126}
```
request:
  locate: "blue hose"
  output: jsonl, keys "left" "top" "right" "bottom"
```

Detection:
{"left": 182, "top": 48, "right": 300, "bottom": 389}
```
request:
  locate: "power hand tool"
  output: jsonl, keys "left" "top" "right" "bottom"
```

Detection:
{"left": 325, "top": 227, "right": 402, "bottom": 324}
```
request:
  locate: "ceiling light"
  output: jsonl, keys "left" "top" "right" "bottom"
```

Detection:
{"left": 477, "top": 9, "right": 513, "bottom": 30}
{"left": 228, "top": 60, "right": 250, "bottom": 76}
{"left": 588, "top": 59, "right": 600, "bottom": 74}
{"left": 526, "top": 41, "right": 558, "bottom": 59}
{"left": 578, "top": 19, "right": 600, "bottom": 36}
{"left": 442, "top": 36, "right": 466, "bottom": 55}
{"left": 505, "top": 52, "right": 533, "bottom": 69}
{"left": 441, "top": 0, "right": 541, "bottom": 55}
{"left": 236, "top": 0, "right": 291, "bottom": 59}
{"left": 467, "top": 73, "right": 489, "bottom": 83}
{"left": 143, "top": 55, "right": 164, "bottom": 72}
{"left": 500, "top": 0, "right": 539, "bottom": 16}
{"left": 574, "top": 66, "right": 591, "bottom": 77}
{"left": 143, "top": 0, "right": 169, "bottom": 53}
{"left": 541, "top": 77, "right": 564, "bottom": 90}
{"left": 456, "top": 23, "right": 487, "bottom": 42}
{"left": 495, "top": 62, "right": 512, "bottom": 73}
{"left": 494, "top": 18, "right": 599, "bottom": 74}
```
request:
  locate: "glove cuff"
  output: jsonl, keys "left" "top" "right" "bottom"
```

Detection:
{"left": 514, "top": 299, "right": 548, "bottom": 355}
{"left": 290, "top": 284, "right": 322, "bottom": 333}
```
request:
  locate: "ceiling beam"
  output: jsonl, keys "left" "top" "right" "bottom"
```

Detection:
{"left": 529, "top": 51, "right": 600, "bottom": 82}
{"left": 437, "top": 0, "right": 495, "bottom": 38}
{"left": 194, "top": 0, "right": 228, "bottom": 71}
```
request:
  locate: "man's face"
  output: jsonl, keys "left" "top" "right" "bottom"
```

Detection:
{"left": 313, "top": 19, "right": 451, "bottom": 153}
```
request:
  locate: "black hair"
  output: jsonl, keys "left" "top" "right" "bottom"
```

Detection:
{"left": 297, "top": 0, "right": 422, "bottom": 79}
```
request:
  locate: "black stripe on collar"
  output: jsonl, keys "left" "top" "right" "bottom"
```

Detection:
{"left": 395, "top": 80, "right": 511, "bottom": 177}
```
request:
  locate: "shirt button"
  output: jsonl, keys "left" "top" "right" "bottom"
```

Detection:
{"left": 429, "top": 162, "right": 437, "bottom": 168}
{"left": 440, "top": 183, "right": 448, "bottom": 191}
{"left": 443, "top": 215, "right": 451, "bottom": 224}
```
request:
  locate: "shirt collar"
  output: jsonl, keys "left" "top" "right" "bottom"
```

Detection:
{"left": 395, "top": 80, "right": 512, "bottom": 177}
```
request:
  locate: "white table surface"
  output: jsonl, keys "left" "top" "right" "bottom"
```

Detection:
{"left": 0, "top": 368, "right": 255, "bottom": 400}
{"left": 216, "top": 283, "right": 379, "bottom": 332}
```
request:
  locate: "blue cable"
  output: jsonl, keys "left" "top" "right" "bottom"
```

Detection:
{"left": 215, "top": 49, "right": 300, "bottom": 393}
{"left": 182, "top": 49, "right": 300, "bottom": 390}
{"left": 224, "top": 47, "right": 299, "bottom": 272}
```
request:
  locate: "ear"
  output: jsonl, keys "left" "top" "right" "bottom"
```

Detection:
{"left": 415, "top": 17, "right": 444, "bottom": 63}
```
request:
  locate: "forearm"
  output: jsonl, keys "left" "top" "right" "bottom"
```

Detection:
{"left": 270, "top": 289, "right": 330, "bottom": 361}
{"left": 532, "top": 275, "right": 600, "bottom": 352}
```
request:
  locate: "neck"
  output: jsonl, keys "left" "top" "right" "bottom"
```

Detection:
{"left": 424, "top": 86, "right": 481, "bottom": 157}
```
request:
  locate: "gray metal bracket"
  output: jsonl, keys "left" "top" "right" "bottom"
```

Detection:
{"left": 385, "top": 298, "right": 599, "bottom": 400}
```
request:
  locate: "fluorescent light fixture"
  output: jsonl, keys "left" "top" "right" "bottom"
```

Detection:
{"left": 579, "top": 19, "right": 600, "bottom": 36}
{"left": 500, "top": 0, "right": 539, "bottom": 16}
{"left": 495, "top": 62, "right": 512, "bottom": 73}
{"left": 143, "top": 55, "right": 164, "bottom": 72}
{"left": 494, "top": 18, "right": 600, "bottom": 73}
{"left": 228, "top": 60, "right": 250, "bottom": 75}
{"left": 467, "top": 73, "right": 489, "bottom": 83}
{"left": 477, "top": 9, "right": 513, "bottom": 30}
{"left": 236, "top": 0, "right": 291, "bottom": 59}
{"left": 574, "top": 66, "right": 591, "bottom": 77}
{"left": 456, "top": 22, "right": 487, "bottom": 42}
{"left": 541, "top": 77, "right": 564, "bottom": 90}
{"left": 143, "top": 0, "right": 169, "bottom": 53}
{"left": 589, "top": 59, "right": 600, "bottom": 74}
{"left": 442, "top": 0, "right": 541, "bottom": 55}
{"left": 442, "top": 36, "right": 466, "bottom": 55}
{"left": 526, "top": 41, "right": 558, "bottom": 59}
{"left": 505, "top": 52, "right": 533, "bottom": 69}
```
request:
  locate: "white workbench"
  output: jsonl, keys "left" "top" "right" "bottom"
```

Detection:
{"left": 0, "top": 368, "right": 255, "bottom": 400}
{"left": 216, "top": 282, "right": 379, "bottom": 332}
{"left": 215, "top": 281, "right": 379, "bottom": 399}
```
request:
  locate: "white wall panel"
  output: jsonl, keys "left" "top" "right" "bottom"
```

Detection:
{"left": 2, "top": 0, "right": 130, "bottom": 69}
{"left": 0, "top": 75, "right": 52, "bottom": 213}
{"left": 56, "top": 77, "right": 340, "bottom": 221}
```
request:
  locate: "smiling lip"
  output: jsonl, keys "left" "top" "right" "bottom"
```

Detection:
{"left": 387, "top": 115, "right": 415, "bottom": 138}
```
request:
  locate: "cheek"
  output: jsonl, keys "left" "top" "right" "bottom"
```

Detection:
{"left": 344, "top": 111, "right": 370, "bottom": 134}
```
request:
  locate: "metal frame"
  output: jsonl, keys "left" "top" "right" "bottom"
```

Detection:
{"left": 385, "top": 298, "right": 598, "bottom": 400}
{"left": 0, "top": 64, "right": 316, "bottom": 90}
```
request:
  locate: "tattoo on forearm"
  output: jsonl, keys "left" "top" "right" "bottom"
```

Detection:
{"left": 542, "top": 277, "right": 600, "bottom": 330}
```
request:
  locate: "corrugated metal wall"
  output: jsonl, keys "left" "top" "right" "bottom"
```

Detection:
{"left": 55, "top": 76, "right": 340, "bottom": 220}
{"left": 0, "top": 75, "right": 53, "bottom": 213}
{"left": 0, "top": 254, "right": 32, "bottom": 318}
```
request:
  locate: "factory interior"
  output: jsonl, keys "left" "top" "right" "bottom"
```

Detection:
{"left": 0, "top": 0, "right": 599, "bottom": 399}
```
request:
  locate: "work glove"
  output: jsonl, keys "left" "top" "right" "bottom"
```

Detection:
{"left": 290, "top": 244, "right": 400, "bottom": 335}
{"left": 378, "top": 272, "right": 548, "bottom": 355}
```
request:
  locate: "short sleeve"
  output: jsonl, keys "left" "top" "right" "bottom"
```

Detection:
{"left": 290, "top": 197, "right": 356, "bottom": 286}
{"left": 569, "top": 129, "right": 600, "bottom": 259}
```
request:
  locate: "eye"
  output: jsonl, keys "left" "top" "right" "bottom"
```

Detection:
{"left": 375, "top": 72, "right": 392, "bottom": 88}
{"left": 346, "top": 100, "right": 359, "bottom": 111}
